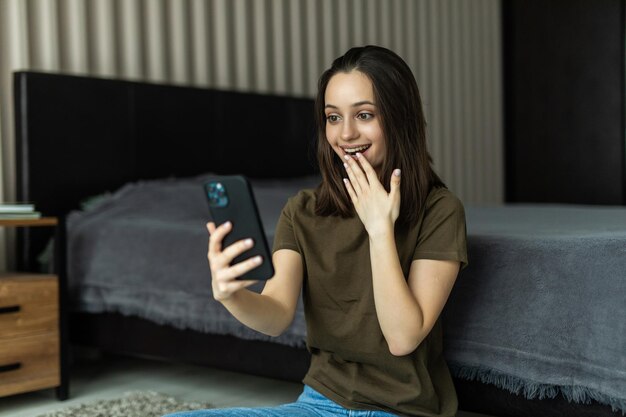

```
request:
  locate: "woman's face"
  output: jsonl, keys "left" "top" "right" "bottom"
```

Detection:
{"left": 324, "top": 70, "right": 386, "bottom": 173}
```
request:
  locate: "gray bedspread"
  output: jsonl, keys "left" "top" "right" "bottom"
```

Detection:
{"left": 445, "top": 204, "right": 626, "bottom": 413}
{"left": 67, "top": 177, "right": 626, "bottom": 412}
{"left": 67, "top": 174, "right": 320, "bottom": 348}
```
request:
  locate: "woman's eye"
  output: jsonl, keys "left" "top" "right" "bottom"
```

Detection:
{"left": 357, "top": 112, "right": 373, "bottom": 120}
{"left": 326, "top": 114, "right": 340, "bottom": 123}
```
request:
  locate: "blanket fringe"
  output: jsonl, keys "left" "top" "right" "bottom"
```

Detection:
{"left": 449, "top": 362, "right": 626, "bottom": 415}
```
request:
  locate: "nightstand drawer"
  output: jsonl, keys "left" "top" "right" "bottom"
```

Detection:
{"left": 0, "top": 332, "right": 60, "bottom": 397}
{"left": 0, "top": 274, "right": 58, "bottom": 339}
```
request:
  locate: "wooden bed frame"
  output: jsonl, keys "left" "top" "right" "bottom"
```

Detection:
{"left": 13, "top": 71, "right": 621, "bottom": 417}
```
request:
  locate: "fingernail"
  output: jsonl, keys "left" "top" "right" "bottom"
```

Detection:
{"left": 394, "top": 169, "right": 401, "bottom": 177}
{"left": 344, "top": 155, "right": 351, "bottom": 160}
{"left": 343, "top": 162, "right": 348, "bottom": 169}
{"left": 254, "top": 256, "right": 263, "bottom": 263}
{"left": 224, "top": 221, "right": 232, "bottom": 227}
{"left": 245, "top": 239, "right": 253, "bottom": 246}
{"left": 356, "top": 152, "right": 362, "bottom": 158}
{"left": 343, "top": 178, "right": 348, "bottom": 183}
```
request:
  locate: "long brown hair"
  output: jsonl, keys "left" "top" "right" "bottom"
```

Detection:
{"left": 314, "top": 45, "right": 445, "bottom": 227}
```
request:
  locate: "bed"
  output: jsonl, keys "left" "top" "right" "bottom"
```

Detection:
{"left": 13, "top": 71, "right": 626, "bottom": 417}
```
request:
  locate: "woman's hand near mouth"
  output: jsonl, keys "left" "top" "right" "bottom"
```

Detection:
{"left": 342, "top": 152, "right": 401, "bottom": 238}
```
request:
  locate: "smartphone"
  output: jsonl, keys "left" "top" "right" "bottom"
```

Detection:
{"left": 204, "top": 175, "right": 275, "bottom": 281}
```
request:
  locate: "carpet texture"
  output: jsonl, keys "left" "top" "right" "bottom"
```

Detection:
{"left": 36, "top": 391, "right": 213, "bottom": 417}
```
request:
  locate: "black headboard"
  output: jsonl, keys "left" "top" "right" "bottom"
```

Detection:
{"left": 13, "top": 71, "right": 317, "bottom": 270}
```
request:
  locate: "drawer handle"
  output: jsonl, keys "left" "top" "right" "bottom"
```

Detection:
{"left": 0, "top": 362, "right": 21, "bottom": 373}
{"left": 0, "top": 305, "right": 21, "bottom": 314}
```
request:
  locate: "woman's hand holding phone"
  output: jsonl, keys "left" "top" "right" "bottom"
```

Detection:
{"left": 207, "top": 221, "right": 261, "bottom": 302}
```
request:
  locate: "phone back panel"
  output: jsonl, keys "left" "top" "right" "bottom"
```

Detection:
{"left": 204, "top": 176, "right": 274, "bottom": 280}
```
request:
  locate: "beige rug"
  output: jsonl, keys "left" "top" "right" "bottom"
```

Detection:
{"left": 36, "top": 390, "right": 213, "bottom": 417}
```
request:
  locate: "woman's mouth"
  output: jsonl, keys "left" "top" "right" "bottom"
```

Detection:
{"left": 342, "top": 144, "right": 371, "bottom": 158}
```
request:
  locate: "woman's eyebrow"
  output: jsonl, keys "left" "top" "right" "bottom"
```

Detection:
{"left": 325, "top": 100, "right": 376, "bottom": 109}
{"left": 352, "top": 100, "right": 376, "bottom": 107}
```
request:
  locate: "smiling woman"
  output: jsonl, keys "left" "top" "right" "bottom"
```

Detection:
{"left": 314, "top": 46, "right": 446, "bottom": 227}
{"left": 167, "top": 46, "right": 467, "bottom": 417}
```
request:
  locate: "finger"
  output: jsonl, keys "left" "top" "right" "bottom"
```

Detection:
{"left": 343, "top": 158, "right": 364, "bottom": 195}
{"left": 343, "top": 178, "right": 358, "bottom": 203}
{"left": 223, "top": 279, "right": 259, "bottom": 294}
{"left": 213, "top": 278, "right": 258, "bottom": 301}
{"left": 344, "top": 154, "right": 370, "bottom": 192}
{"left": 216, "top": 255, "right": 264, "bottom": 281}
{"left": 390, "top": 169, "right": 401, "bottom": 199}
{"left": 208, "top": 221, "right": 232, "bottom": 257}
{"left": 220, "top": 238, "right": 255, "bottom": 264}
{"left": 228, "top": 280, "right": 259, "bottom": 292}
{"left": 207, "top": 222, "right": 217, "bottom": 252}
{"left": 356, "top": 152, "right": 380, "bottom": 186}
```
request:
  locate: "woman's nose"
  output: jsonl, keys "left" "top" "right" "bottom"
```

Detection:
{"left": 341, "top": 120, "right": 358, "bottom": 140}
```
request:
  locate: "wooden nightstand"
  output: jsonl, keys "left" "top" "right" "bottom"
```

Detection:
{"left": 0, "top": 217, "right": 69, "bottom": 400}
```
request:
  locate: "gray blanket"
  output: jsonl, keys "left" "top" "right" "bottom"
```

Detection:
{"left": 67, "top": 178, "right": 626, "bottom": 412}
{"left": 67, "top": 174, "right": 320, "bottom": 348}
{"left": 444, "top": 204, "right": 626, "bottom": 413}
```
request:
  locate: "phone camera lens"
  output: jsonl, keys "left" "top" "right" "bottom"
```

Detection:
{"left": 207, "top": 182, "right": 229, "bottom": 207}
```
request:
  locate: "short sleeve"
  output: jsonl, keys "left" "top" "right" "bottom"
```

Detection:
{"left": 413, "top": 190, "right": 468, "bottom": 269}
{"left": 272, "top": 197, "right": 301, "bottom": 254}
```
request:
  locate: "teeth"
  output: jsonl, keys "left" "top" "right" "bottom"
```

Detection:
{"left": 344, "top": 145, "right": 370, "bottom": 154}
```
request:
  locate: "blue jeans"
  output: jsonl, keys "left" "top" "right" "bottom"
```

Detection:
{"left": 163, "top": 385, "right": 398, "bottom": 416}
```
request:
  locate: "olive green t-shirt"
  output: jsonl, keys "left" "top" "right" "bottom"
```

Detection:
{"left": 272, "top": 186, "right": 468, "bottom": 417}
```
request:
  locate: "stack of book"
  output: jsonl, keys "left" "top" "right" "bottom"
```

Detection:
{"left": 0, "top": 203, "right": 41, "bottom": 219}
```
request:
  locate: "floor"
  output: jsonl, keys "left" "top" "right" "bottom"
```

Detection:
{"left": 0, "top": 350, "right": 495, "bottom": 417}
